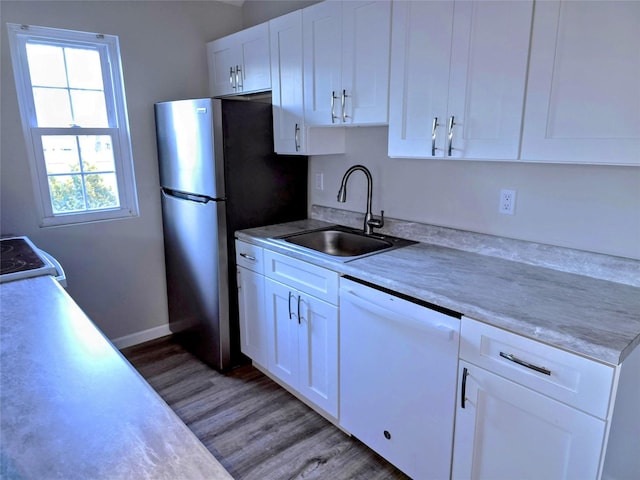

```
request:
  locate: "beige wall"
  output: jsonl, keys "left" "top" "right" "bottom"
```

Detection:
{"left": 242, "top": 0, "right": 320, "bottom": 27}
{"left": 309, "top": 127, "right": 640, "bottom": 259}
{"left": 0, "top": 1, "right": 242, "bottom": 341}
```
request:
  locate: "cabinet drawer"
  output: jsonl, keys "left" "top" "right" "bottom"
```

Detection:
{"left": 460, "top": 317, "right": 615, "bottom": 419}
{"left": 264, "top": 250, "right": 338, "bottom": 304}
{"left": 235, "top": 240, "right": 264, "bottom": 274}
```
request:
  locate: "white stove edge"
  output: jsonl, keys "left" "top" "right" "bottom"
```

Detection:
{"left": 0, "top": 236, "right": 67, "bottom": 288}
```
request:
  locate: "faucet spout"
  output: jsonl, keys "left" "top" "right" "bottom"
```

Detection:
{"left": 337, "top": 165, "right": 384, "bottom": 235}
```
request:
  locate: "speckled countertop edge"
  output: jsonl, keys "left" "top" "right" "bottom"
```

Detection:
{"left": 311, "top": 205, "right": 640, "bottom": 287}
{"left": 0, "top": 276, "right": 234, "bottom": 480}
{"left": 236, "top": 218, "right": 640, "bottom": 366}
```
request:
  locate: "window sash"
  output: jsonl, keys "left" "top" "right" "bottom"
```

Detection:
{"left": 7, "top": 23, "right": 138, "bottom": 227}
{"left": 31, "top": 127, "right": 128, "bottom": 218}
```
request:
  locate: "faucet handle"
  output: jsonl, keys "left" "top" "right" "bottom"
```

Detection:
{"left": 367, "top": 210, "right": 385, "bottom": 230}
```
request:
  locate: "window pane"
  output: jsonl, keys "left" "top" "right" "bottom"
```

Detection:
{"left": 48, "top": 174, "right": 85, "bottom": 213}
{"left": 70, "top": 90, "right": 108, "bottom": 127}
{"left": 42, "top": 136, "right": 80, "bottom": 174}
{"left": 78, "top": 135, "right": 115, "bottom": 172}
{"left": 65, "top": 48, "right": 104, "bottom": 90}
{"left": 33, "top": 88, "right": 73, "bottom": 127}
{"left": 26, "top": 43, "right": 67, "bottom": 87}
{"left": 85, "top": 173, "right": 119, "bottom": 209}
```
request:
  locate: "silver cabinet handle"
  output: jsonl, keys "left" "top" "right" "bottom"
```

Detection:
{"left": 341, "top": 89, "right": 350, "bottom": 122}
{"left": 447, "top": 115, "right": 455, "bottom": 156}
{"left": 229, "top": 66, "right": 236, "bottom": 89}
{"left": 288, "top": 291, "right": 295, "bottom": 320}
{"left": 236, "top": 268, "right": 241, "bottom": 291}
{"left": 239, "top": 252, "right": 256, "bottom": 261}
{"left": 330, "top": 91, "right": 339, "bottom": 124}
{"left": 431, "top": 117, "right": 439, "bottom": 156}
{"left": 294, "top": 123, "right": 300, "bottom": 152}
{"left": 499, "top": 352, "right": 551, "bottom": 376}
{"left": 236, "top": 65, "right": 243, "bottom": 90}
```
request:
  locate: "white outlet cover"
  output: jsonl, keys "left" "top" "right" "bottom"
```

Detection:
{"left": 499, "top": 189, "right": 516, "bottom": 215}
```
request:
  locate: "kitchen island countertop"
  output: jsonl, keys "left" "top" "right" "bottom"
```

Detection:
{"left": 237, "top": 219, "right": 640, "bottom": 366}
{"left": 0, "top": 275, "right": 233, "bottom": 480}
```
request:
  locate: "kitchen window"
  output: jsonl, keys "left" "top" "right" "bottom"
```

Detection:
{"left": 7, "top": 23, "right": 138, "bottom": 226}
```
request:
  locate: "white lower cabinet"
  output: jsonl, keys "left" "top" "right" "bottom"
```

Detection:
{"left": 263, "top": 250, "right": 339, "bottom": 418}
{"left": 453, "top": 359, "right": 606, "bottom": 479}
{"left": 237, "top": 244, "right": 640, "bottom": 479}
{"left": 452, "top": 316, "right": 628, "bottom": 480}
{"left": 236, "top": 241, "right": 267, "bottom": 367}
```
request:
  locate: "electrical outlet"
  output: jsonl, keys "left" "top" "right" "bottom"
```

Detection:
{"left": 499, "top": 189, "right": 516, "bottom": 215}
{"left": 314, "top": 173, "right": 324, "bottom": 191}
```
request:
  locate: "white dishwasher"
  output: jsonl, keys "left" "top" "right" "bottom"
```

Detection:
{"left": 339, "top": 277, "right": 461, "bottom": 480}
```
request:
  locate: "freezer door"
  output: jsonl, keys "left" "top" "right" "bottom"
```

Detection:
{"left": 160, "top": 190, "right": 230, "bottom": 369}
{"left": 154, "top": 98, "right": 222, "bottom": 198}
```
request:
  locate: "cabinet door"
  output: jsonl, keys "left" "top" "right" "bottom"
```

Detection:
{"left": 270, "top": 11, "right": 305, "bottom": 154}
{"left": 207, "top": 36, "right": 237, "bottom": 97}
{"left": 452, "top": 361, "right": 606, "bottom": 480}
{"left": 237, "top": 267, "right": 267, "bottom": 367}
{"left": 446, "top": 0, "right": 533, "bottom": 159}
{"left": 303, "top": 1, "right": 343, "bottom": 125}
{"left": 297, "top": 294, "right": 338, "bottom": 417}
{"left": 265, "top": 278, "right": 299, "bottom": 389}
{"left": 388, "top": 0, "right": 454, "bottom": 158}
{"left": 236, "top": 22, "right": 271, "bottom": 95}
{"left": 341, "top": 0, "right": 391, "bottom": 125}
{"left": 521, "top": 1, "right": 640, "bottom": 164}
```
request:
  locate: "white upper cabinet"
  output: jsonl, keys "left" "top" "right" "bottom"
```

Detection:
{"left": 521, "top": 1, "right": 640, "bottom": 165}
{"left": 269, "top": 10, "right": 345, "bottom": 155}
{"left": 303, "top": 1, "right": 391, "bottom": 126}
{"left": 388, "top": 0, "right": 533, "bottom": 160}
{"left": 207, "top": 22, "right": 271, "bottom": 97}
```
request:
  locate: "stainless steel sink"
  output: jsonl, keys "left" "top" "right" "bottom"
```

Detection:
{"left": 278, "top": 225, "right": 416, "bottom": 260}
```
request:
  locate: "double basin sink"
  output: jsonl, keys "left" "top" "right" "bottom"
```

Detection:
{"left": 276, "top": 225, "right": 416, "bottom": 261}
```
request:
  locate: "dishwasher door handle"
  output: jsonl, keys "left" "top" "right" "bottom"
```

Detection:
{"left": 342, "top": 289, "right": 456, "bottom": 338}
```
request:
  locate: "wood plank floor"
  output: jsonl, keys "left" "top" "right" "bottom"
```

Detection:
{"left": 121, "top": 336, "right": 410, "bottom": 480}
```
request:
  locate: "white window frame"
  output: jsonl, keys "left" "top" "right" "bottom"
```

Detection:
{"left": 7, "top": 23, "right": 139, "bottom": 227}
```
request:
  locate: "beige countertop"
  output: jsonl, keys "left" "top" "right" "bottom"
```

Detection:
{"left": 237, "top": 218, "right": 640, "bottom": 366}
{"left": 0, "top": 275, "right": 233, "bottom": 480}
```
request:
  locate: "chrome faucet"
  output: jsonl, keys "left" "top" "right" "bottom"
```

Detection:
{"left": 337, "top": 165, "right": 384, "bottom": 235}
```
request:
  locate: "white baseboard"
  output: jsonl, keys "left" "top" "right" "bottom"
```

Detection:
{"left": 111, "top": 324, "right": 172, "bottom": 350}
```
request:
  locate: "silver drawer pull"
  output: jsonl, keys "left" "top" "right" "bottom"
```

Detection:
{"left": 288, "top": 291, "right": 295, "bottom": 320}
{"left": 499, "top": 352, "right": 551, "bottom": 376}
{"left": 331, "top": 91, "right": 339, "bottom": 124}
{"left": 239, "top": 253, "right": 256, "bottom": 261}
{"left": 431, "top": 117, "right": 439, "bottom": 156}
{"left": 447, "top": 115, "right": 455, "bottom": 156}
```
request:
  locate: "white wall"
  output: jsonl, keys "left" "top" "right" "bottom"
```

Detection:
{"left": 0, "top": 1, "right": 243, "bottom": 340}
{"left": 310, "top": 127, "right": 640, "bottom": 259}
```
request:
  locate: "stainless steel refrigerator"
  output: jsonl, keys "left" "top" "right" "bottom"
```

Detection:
{"left": 154, "top": 97, "right": 307, "bottom": 371}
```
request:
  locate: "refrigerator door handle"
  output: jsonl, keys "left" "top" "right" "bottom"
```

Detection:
{"left": 161, "top": 188, "right": 225, "bottom": 204}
